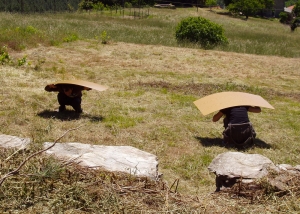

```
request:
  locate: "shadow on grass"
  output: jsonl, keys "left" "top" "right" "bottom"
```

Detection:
{"left": 195, "top": 136, "right": 271, "bottom": 149}
{"left": 37, "top": 110, "right": 104, "bottom": 122}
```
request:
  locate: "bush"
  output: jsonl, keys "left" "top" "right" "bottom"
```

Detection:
{"left": 0, "top": 46, "right": 11, "bottom": 65}
{"left": 291, "top": 17, "right": 300, "bottom": 31}
{"left": 279, "top": 12, "right": 289, "bottom": 23}
{"left": 175, "top": 16, "right": 228, "bottom": 49}
{"left": 279, "top": 12, "right": 293, "bottom": 24}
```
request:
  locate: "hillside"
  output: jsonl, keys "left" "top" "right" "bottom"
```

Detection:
{"left": 0, "top": 40, "right": 300, "bottom": 212}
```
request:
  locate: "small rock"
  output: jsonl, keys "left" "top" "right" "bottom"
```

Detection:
{"left": 0, "top": 134, "right": 30, "bottom": 149}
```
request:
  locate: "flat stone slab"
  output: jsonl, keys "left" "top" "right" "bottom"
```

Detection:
{"left": 208, "top": 152, "right": 276, "bottom": 179}
{"left": 0, "top": 134, "right": 31, "bottom": 149}
{"left": 44, "top": 142, "right": 159, "bottom": 179}
{"left": 208, "top": 152, "right": 278, "bottom": 191}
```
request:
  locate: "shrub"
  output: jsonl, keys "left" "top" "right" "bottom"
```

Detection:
{"left": 279, "top": 12, "right": 289, "bottom": 23}
{"left": 63, "top": 33, "right": 79, "bottom": 42}
{"left": 175, "top": 16, "right": 228, "bottom": 49}
{"left": 279, "top": 12, "right": 293, "bottom": 24}
{"left": 292, "top": 1, "right": 300, "bottom": 17}
{"left": 100, "top": 31, "right": 110, "bottom": 44}
{"left": 291, "top": 17, "right": 300, "bottom": 31}
{"left": 93, "top": 2, "right": 105, "bottom": 11}
{"left": 0, "top": 46, "right": 11, "bottom": 65}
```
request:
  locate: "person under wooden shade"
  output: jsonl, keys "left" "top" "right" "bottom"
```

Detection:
{"left": 45, "top": 80, "right": 108, "bottom": 113}
{"left": 193, "top": 92, "right": 274, "bottom": 147}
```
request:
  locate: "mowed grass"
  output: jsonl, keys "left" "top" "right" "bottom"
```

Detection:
{"left": 0, "top": 8, "right": 300, "bottom": 213}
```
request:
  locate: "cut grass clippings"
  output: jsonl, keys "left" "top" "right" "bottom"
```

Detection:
{"left": 0, "top": 7, "right": 300, "bottom": 213}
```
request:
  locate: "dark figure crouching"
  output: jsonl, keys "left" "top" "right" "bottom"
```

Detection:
{"left": 212, "top": 106, "right": 261, "bottom": 147}
{"left": 45, "top": 84, "right": 91, "bottom": 113}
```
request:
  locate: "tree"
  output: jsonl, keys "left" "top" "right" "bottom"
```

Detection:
{"left": 292, "top": 0, "right": 300, "bottom": 17}
{"left": 206, "top": 0, "right": 218, "bottom": 10}
{"left": 223, "top": 0, "right": 233, "bottom": 6}
{"left": 78, "top": 0, "right": 94, "bottom": 11}
{"left": 227, "top": 0, "right": 274, "bottom": 20}
{"left": 285, "top": 0, "right": 298, "bottom": 7}
{"left": 291, "top": 17, "right": 300, "bottom": 31}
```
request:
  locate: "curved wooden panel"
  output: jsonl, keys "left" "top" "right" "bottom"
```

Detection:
{"left": 46, "top": 80, "right": 108, "bottom": 92}
{"left": 193, "top": 92, "right": 274, "bottom": 116}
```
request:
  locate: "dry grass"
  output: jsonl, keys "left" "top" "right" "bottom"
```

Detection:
{"left": 1, "top": 40, "right": 300, "bottom": 212}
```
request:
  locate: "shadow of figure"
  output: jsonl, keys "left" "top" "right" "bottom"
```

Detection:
{"left": 253, "top": 138, "right": 271, "bottom": 149}
{"left": 195, "top": 136, "right": 272, "bottom": 150}
{"left": 37, "top": 110, "right": 104, "bottom": 122}
{"left": 195, "top": 137, "right": 224, "bottom": 147}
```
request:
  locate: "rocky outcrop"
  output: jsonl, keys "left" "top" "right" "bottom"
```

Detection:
{"left": 208, "top": 152, "right": 300, "bottom": 192}
{"left": 0, "top": 134, "right": 160, "bottom": 180}
{"left": 43, "top": 142, "right": 160, "bottom": 180}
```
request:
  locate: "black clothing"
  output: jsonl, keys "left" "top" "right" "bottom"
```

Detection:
{"left": 220, "top": 106, "right": 250, "bottom": 128}
{"left": 45, "top": 84, "right": 84, "bottom": 113}
{"left": 57, "top": 91, "right": 82, "bottom": 113}
{"left": 223, "top": 123, "right": 256, "bottom": 147}
{"left": 220, "top": 106, "right": 255, "bottom": 147}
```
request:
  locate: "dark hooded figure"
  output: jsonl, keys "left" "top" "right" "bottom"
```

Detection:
{"left": 45, "top": 84, "right": 91, "bottom": 113}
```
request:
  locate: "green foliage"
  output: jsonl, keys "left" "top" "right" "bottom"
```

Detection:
{"left": 0, "top": 0, "right": 81, "bottom": 12}
{"left": 206, "top": 0, "right": 218, "bottom": 8}
{"left": 93, "top": 2, "right": 105, "bottom": 11}
{"left": 78, "top": 0, "right": 93, "bottom": 11}
{"left": 67, "top": 3, "right": 75, "bottom": 12}
{"left": 62, "top": 33, "right": 79, "bottom": 42}
{"left": 100, "top": 30, "right": 110, "bottom": 44}
{"left": 175, "top": 16, "right": 228, "bottom": 49}
{"left": 290, "top": 17, "right": 300, "bottom": 31}
{"left": 292, "top": 0, "right": 300, "bottom": 17}
{"left": 124, "top": 2, "right": 133, "bottom": 8}
{"left": 0, "top": 46, "right": 11, "bottom": 65}
{"left": 286, "top": 0, "right": 298, "bottom": 7}
{"left": 15, "top": 25, "right": 39, "bottom": 36}
{"left": 17, "top": 56, "right": 27, "bottom": 66}
{"left": 279, "top": 12, "right": 289, "bottom": 23}
{"left": 228, "top": 0, "right": 274, "bottom": 20}
{"left": 279, "top": 12, "right": 293, "bottom": 24}
{"left": 228, "top": 0, "right": 263, "bottom": 19}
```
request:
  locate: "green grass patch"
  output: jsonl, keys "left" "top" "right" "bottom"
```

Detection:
{"left": 1, "top": 8, "right": 300, "bottom": 57}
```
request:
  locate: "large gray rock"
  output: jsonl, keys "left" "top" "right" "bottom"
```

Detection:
{"left": 44, "top": 142, "right": 160, "bottom": 180}
{"left": 208, "top": 152, "right": 277, "bottom": 191}
{"left": 0, "top": 134, "right": 30, "bottom": 149}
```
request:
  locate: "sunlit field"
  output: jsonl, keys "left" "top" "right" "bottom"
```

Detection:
{"left": 0, "top": 7, "right": 300, "bottom": 213}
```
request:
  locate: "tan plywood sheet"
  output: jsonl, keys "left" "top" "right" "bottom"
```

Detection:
{"left": 193, "top": 92, "right": 274, "bottom": 116}
{"left": 46, "top": 80, "right": 108, "bottom": 92}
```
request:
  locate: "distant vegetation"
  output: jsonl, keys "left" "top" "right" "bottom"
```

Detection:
{"left": 0, "top": 0, "right": 81, "bottom": 12}
{"left": 0, "top": 7, "right": 299, "bottom": 57}
{"left": 175, "top": 16, "right": 228, "bottom": 49}
{"left": 285, "top": 0, "right": 298, "bottom": 7}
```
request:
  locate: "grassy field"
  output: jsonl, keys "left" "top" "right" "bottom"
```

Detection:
{"left": 0, "top": 7, "right": 300, "bottom": 213}
{"left": 1, "top": 7, "right": 300, "bottom": 57}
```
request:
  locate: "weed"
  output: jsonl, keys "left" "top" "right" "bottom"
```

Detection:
{"left": 17, "top": 56, "right": 27, "bottom": 66}
{"left": 63, "top": 33, "right": 79, "bottom": 43}
{"left": 0, "top": 46, "right": 11, "bottom": 65}
{"left": 100, "top": 30, "right": 110, "bottom": 44}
